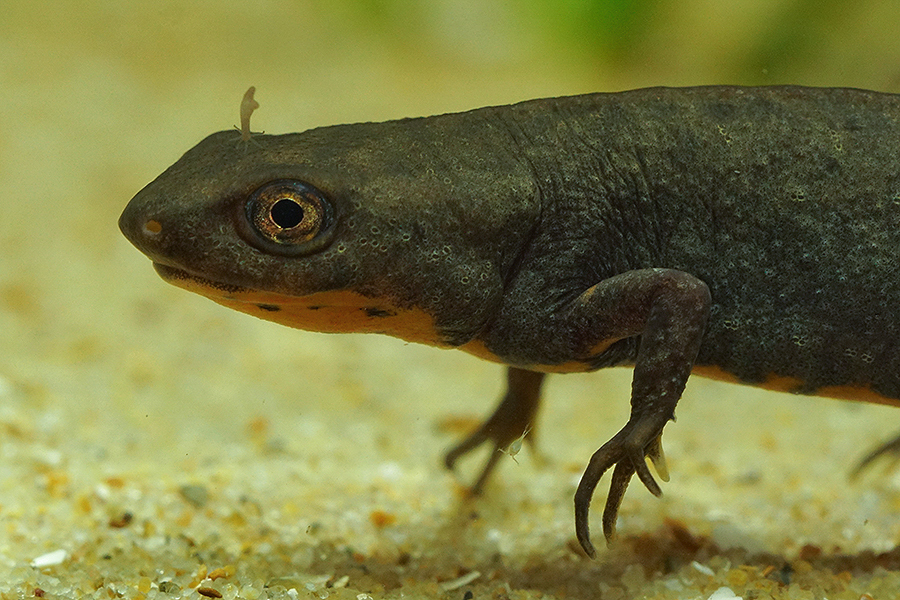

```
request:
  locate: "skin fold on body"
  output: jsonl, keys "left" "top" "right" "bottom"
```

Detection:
{"left": 119, "top": 85, "right": 900, "bottom": 557}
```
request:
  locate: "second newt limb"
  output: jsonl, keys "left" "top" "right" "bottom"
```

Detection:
{"left": 445, "top": 367, "right": 544, "bottom": 493}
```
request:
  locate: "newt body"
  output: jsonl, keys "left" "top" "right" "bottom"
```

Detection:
{"left": 120, "top": 86, "right": 900, "bottom": 556}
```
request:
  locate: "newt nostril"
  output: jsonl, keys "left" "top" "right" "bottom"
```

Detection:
{"left": 143, "top": 219, "right": 163, "bottom": 235}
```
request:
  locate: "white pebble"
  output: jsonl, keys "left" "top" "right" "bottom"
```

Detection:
{"left": 708, "top": 587, "right": 742, "bottom": 600}
{"left": 377, "top": 462, "right": 403, "bottom": 481}
{"left": 439, "top": 570, "right": 481, "bottom": 591}
{"left": 94, "top": 482, "right": 112, "bottom": 500}
{"left": 31, "top": 549, "right": 68, "bottom": 568}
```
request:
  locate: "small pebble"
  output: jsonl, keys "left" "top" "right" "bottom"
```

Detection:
{"left": 30, "top": 549, "right": 68, "bottom": 568}
{"left": 707, "top": 587, "right": 742, "bottom": 600}
{"left": 439, "top": 571, "right": 480, "bottom": 592}
{"left": 179, "top": 484, "right": 210, "bottom": 507}
{"left": 159, "top": 581, "right": 181, "bottom": 594}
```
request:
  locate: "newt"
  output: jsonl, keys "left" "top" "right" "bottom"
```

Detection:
{"left": 119, "top": 85, "right": 900, "bottom": 557}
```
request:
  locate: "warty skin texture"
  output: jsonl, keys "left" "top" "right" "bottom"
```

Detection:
{"left": 121, "top": 86, "right": 900, "bottom": 556}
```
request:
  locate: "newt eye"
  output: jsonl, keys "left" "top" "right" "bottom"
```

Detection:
{"left": 242, "top": 180, "right": 336, "bottom": 255}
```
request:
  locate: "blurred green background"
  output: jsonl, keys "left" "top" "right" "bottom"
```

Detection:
{"left": 5, "top": 0, "right": 900, "bottom": 270}
{"left": 4, "top": 0, "right": 900, "bottom": 160}
{"left": 7, "top": 0, "right": 900, "bottom": 124}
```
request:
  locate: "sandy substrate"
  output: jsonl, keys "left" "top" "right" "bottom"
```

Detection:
{"left": 3, "top": 2, "right": 900, "bottom": 598}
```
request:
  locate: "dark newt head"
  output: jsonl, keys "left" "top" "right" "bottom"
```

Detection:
{"left": 119, "top": 130, "right": 350, "bottom": 296}
{"left": 120, "top": 117, "right": 539, "bottom": 346}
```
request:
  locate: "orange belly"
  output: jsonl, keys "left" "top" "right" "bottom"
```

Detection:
{"left": 692, "top": 364, "right": 900, "bottom": 408}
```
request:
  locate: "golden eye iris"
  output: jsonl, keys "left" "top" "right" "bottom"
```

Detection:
{"left": 240, "top": 180, "right": 337, "bottom": 256}
{"left": 248, "top": 180, "right": 329, "bottom": 245}
{"left": 236, "top": 179, "right": 339, "bottom": 257}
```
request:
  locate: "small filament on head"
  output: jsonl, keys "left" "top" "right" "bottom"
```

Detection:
{"left": 236, "top": 86, "right": 263, "bottom": 142}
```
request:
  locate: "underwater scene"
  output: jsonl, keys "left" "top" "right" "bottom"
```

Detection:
{"left": 3, "top": 1, "right": 900, "bottom": 598}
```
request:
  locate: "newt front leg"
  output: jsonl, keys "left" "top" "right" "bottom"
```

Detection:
{"left": 568, "top": 269, "right": 710, "bottom": 557}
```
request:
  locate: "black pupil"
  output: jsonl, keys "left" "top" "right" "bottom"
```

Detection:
{"left": 270, "top": 198, "right": 305, "bottom": 229}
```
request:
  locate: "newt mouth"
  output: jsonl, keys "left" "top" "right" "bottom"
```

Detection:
{"left": 152, "top": 263, "right": 249, "bottom": 295}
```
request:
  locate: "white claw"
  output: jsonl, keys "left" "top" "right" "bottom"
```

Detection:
{"left": 647, "top": 435, "right": 670, "bottom": 482}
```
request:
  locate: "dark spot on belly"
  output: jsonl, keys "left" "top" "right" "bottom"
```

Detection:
{"left": 257, "top": 304, "right": 281, "bottom": 312}
{"left": 364, "top": 307, "right": 395, "bottom": 318}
